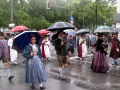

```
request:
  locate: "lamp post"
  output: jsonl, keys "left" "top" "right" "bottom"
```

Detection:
{"left": 8, "top": 0, "right": 15, "bottom": 27}
{"left": 95, "top": 0, "right": 98, "bottom": 29}
{"left": 11, "top": 0, "right": 13, "bottom": 23}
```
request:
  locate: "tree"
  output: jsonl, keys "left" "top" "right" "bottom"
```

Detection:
{"left": 0, "top": 0, "right": 116, "bottom": 31}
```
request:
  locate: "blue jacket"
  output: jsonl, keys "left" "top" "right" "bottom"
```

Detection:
{"left": 23, "top": 44, "right": 41, "bottom": 59}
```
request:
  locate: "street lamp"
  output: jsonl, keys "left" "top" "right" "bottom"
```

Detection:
{"left": 8, "top": 0, "right": 15, "bottom": 27}
{"left": 11, "top": 0, "right": 13, "bottom": 23}
{"left": 95, "top": 0, "right": 98, "bottom": 29}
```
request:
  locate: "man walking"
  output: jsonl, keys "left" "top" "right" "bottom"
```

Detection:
{"left": 110, "top": 32, "right": 120, "bottom": 65}
{"left": 55, "top": 31, "right": 68, "bottom": 80}
{"left": 0, "top": 33, "right": 14, "bottom": 80}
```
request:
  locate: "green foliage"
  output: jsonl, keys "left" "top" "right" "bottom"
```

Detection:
{"left": 0, "top": 0, "right": 116, "bottom": 31}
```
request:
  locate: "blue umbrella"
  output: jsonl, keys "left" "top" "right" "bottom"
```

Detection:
{"left": 12, "top": 31, "right": 42, "bottom": 53}
{"left": 64, "top": 29, "right": 76, "bottom": 35}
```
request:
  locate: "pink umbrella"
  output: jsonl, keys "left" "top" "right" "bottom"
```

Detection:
{"left": 11, "top": 25, "right": 28, "bottom": 32}
{"left": 39, "top": 29, "right": 51, "bottom": 35}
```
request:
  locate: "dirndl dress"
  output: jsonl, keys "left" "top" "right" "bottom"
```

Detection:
{"left": 91, "top": 51, "right": 109, "bottom": 73}
{"left": 25, "top": 46, "right": 47, "bottom": 84}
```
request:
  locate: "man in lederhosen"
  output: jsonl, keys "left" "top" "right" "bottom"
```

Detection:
{"left": 55, "top": 31, "right": 68, "bottom": 80}
{"left": 0, "top": 33, "right": 14, "bottom": 80}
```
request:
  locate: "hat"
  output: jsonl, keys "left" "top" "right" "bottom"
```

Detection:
{"left": 11, "top": 33, "right": 15, "bottom": 36}
{"left": 115, "top": 32, "right": 119, "bottom": 34}
{"left": 0, "top": 33, "right": 4, "bottom": 36}
{"left": 98, "top": 33, "right": 103, "bottom": 37}
{"left": 57, "top": 30, "right": 63, "bottom": 34}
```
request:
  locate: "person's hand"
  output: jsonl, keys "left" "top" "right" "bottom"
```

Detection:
{"left": 30, "top": 52, "right": 34, "bottom": 56}
{"left": 116, "top": 48, "right": 119, "bottom": 52}
{"left": 102, "top": 42, "right": 105, "bottom": 45}
{"left": 61, "top": 41, "right": 64, "bottom": 45}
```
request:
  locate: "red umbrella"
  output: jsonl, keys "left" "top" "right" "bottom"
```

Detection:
{"left": 39, "top": 29, "right": 51, "bottom": 35}
{"left": 11, "top": 25, "right": 28, "bottom": 32}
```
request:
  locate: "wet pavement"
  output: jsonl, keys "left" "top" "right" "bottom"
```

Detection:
{"left": 0, "top": 47, "right": 120, "bottom": 90}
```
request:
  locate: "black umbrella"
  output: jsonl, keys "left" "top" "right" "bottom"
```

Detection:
{"left": 76, "top": 29, "right": 89, "bottom": 35}
{"left": 47, "top": 22, "right": 75, "bottom": 31}
{"left": 115, "top": 27, "right": 120, "bottom": 32}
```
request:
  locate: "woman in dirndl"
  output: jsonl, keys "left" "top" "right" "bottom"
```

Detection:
{"left": 41, "top": 35, "right": 51, "bottom": 61}
{"left": 78, "top": 34, "right": 87, "bottom": 61}
{"left": 23, "top": 35, "right": 47, "bottom": 90}
{"left": 91, "top": 33, "right": 109, "bottom": 73}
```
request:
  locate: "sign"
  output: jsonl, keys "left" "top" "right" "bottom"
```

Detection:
{"left": 70, "top": 16, "right": 74, "bottom": 24}
{"left": 9, "top": 23, "right": 15, "bottom": 27}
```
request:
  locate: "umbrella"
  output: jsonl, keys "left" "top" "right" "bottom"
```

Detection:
{"left": 76, "top": 29, "right": 89, "bottom": 35}
{"left": 11, "top": 25, "right": 28, "bottom": 32}
{"left": 47, "top": 22, "right": 75, "bottom": 31}
{"left": 64, "top": 29, "right": 76, "bottom": 35}
{"left": 94, "top": 26, "right": 115, "bottom": 33}
{"left": 114, "top": 27, "right": 120, "bottom": 32}
{"left": 39, "top": 29, "right": 51, "bottom": 35}
{"left": 47, "top": 32, "right": 54, "bottom": 36}
{"left": 12, "top": 31, "right": 42, "bottom": 53}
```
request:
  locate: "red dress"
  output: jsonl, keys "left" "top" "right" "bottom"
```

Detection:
{"left": 78, "top": 43, "right": 82, "bottom": 58}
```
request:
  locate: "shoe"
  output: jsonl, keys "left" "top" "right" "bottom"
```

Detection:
{"left": 112, "top": 64, "right": 115, "bottom": 65}
{"left": 79, "top": 58, "right": 82, "bottom": 60}
{"left": 8, "top": 76, "right": 14, "bottom": 81}
{"left": 14, "top": 61, "right": 17, "bottom": 65}
{"left": 40, "top": 85, "right": 46, "bottom": 90}
{"left": 68, "top": 61, "right": 71, "bottom": 65}
{"left": 58, "top": 71, "right": 60, "bottom": 75}
{"left": 115, "top": 62, "right": 118, "bottom": 65}
{"left": 30, "top": 84, "right": 35, "bottom": 89}
{"left": 83, "top": 58, "right": 87, "bottom": 61}
{"left": 22, "top": 60, "right": 25, "bottom": 63}
{"left": 60, "top": 77, "right": 66, "bottom": 80}
{"left": 47, "top": 60, "right": 50, "bottom": 62}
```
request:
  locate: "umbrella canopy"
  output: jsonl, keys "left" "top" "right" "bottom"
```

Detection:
{"left": 114, "top": 27, "right": 120, "bottom": 32}
{"left": 11, "top": 25, "right": 28, "bottom": 32}
{"left": 64, "top": 29, "right": 76, "bottom": 35}
{"left": 47, "top": 22, "right": 75, "bottom": 31}
{"left": 94, "top": 26, "right": 115, "bottom": 33}
{"left": 39, "top": 29, "right": 51, "bottom": 35}
{"left": 76, "top": 29, "right": 89, "bottom": 35}
{"left": 12, "top": 31, "right": 42, "bottom": 53}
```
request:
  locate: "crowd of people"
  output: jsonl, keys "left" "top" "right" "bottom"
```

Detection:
{"left": 0, "top": 31, "right": 120, "bottom": 90}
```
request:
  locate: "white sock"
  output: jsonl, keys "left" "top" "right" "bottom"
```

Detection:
{"left": 40, "top": 83, "right": 43, "bottom": 87}
{"left": 6, "top": 68, "right": 10, "bottom": 77}
{"left": 59, "top": 67, "right": 61, "bottom": 73}
{"left": 60, "top": 68, "right": 63, "bottom": 77}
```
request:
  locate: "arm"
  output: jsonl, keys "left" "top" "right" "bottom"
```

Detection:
{"left": 55, "top": 39, "right": 62, "bottom": 50}
{"left": 23, "top": 45, "right": 32, "bottom": 59}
